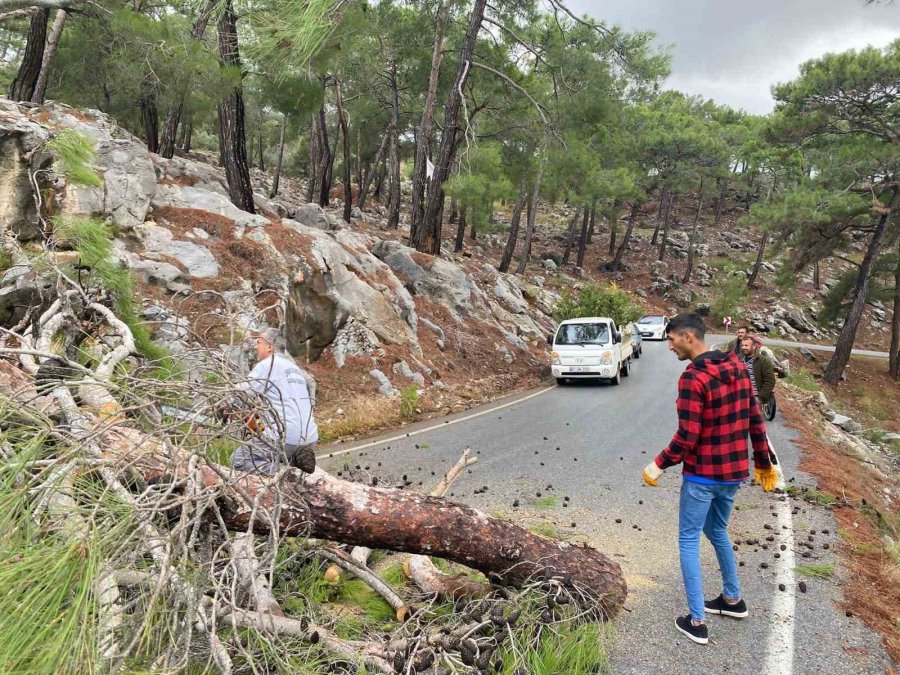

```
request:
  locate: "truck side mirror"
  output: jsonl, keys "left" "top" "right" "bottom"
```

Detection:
{"left": 613, "top": 331, "right": 621, "bottom": 344}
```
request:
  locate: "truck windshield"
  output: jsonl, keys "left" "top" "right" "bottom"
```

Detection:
{"left": 555, "top": 323, "right": 609, "bottom": 345}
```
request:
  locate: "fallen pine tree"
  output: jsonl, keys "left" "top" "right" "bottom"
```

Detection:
{"left": 0, "top": 223, "right": 626, "bottom": 673}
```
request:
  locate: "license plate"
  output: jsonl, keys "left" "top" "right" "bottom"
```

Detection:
{"left": 641, "top": 332, "right": 652, "bottom": 337}
{"left": 569, "top": 367, "right": 592, "bottom": 373}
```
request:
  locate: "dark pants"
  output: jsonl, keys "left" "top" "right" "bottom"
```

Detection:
{"left": 231, "top": 440, "right": 316, "bottom": 475}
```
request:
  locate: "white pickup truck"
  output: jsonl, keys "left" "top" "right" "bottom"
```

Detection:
{"left": 549, "top": 316, "right": 635, "bottom": 385}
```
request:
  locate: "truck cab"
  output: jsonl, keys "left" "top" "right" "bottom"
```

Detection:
{"left": 549, "top": 316, "right": 634, "bottom": 386}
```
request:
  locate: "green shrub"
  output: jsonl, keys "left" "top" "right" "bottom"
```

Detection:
{"left": 46, "top": 130, "right": 102, "bottom": 187}
{"left": 399, "top": 385, "right": 419, "bottom": 418}
{"left": 711, "top": 270, "right": 749, "bottom": 321}
{"left": 554, "top": 283, "right": 642, "bottom": 326}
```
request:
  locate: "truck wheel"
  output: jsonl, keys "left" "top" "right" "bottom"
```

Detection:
{"left": 635, "top": 347, "right": 641, "bottom": 359}
{"left": 610, "top": 369, "right": 621, "bottom": 386}
{"left": 622, "top": 359, "right": 631, "bottom": 377}
{"left": 556, "top": 378, "right": 567, "bottom": 386}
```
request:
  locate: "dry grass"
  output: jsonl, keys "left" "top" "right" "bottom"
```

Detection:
{"left": 780, "top": 395, "right": 900, "bottom": 661}
{"left": 317, "top": 394, "right": 404, "bottom": 442}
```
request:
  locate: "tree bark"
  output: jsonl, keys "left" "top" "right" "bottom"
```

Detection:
{"left": 257, "top": 126, "right": 265, "bottom": 172}
{"left": 306, "top": 114, "right": 319, "bottom": 203}
{"left": 890, "top": 235, "right": 900, "bottom": 380}
{"left": 516, "top": 173, "right": 540, "bottom": 275}
{"left": 453, "top": 207, "right": 467, "bottom": 253}
{"left": 612, "top": 200, "right": 641, "bottom": 272}
{"left": 650, "top": 187, "right": 668, "bottom": 245}
{"left": 561, "top": 206, "right": 582, "bottom": 265}
{"left": 139, "top": 79, "right": 160, "bottom": 153}
{"left": 813, "top": 260, "right": 820, "bottom": 291}
{"left": 408, "top": 0, "right": 449, "bottom": 246}
{"left": 607, "top": 200, "right": 621, "bottom": 258}
{"left": 746, "top": 229, "right": 770, "bottom": 290}
{"left": 358, "top": 129, "right": 388, "bottom": 211}
{"left": 355, "top": 127, "right": 362, "bottom": 192}
{"left": 499, "top": 175, "right": 527, "bottom": 273}
{"left": 98, "top": 423, "right": 628, "bottom": 614}
{"left": 386, "top": 58, "right": 401, "bottom": 229}
{"left": 315, "top": 105, "right": 333, "bottom": 207}
{"left": 335, "top": 80, "right": 352, "bottom": 223}
{"left": 682, "top": 181, "right": 705, "bottom": 284}
{"left": 216, "top": 0, "right": 255, "bottom": 213}
{"left": 587, "top": 206, "right": 596, "bottom": 245}
{"left": 657, "top": 194, "right": 676, "bottom": 261}
{"left": 824, "top": 188, "right": 898, "bottom": 385}
{"left": 182, "top": 116, "right": 193, "bottom": 153}
{"left": 713, "top": 178, "right": 726, "bottom": 225}
{"left": 577, "top": 204, "right": 591, "bottom": 269}
{"left": 8, "top": 7, "right": 48, "bottom": 102}
{"left": 269, "top": 113, "right": 287, "bottom": 198}
{"left": 30, "top": 7, "right": 66, "bottom": 104}
{"left": 417, "top": 0, "right": 488, "bottom": 254}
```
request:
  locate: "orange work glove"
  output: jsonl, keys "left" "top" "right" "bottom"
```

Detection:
{"left": 642, "top": 461, "right": 664, "bottom": 487}
{"left": 754, "top": 467, "right": 778, "bottom": 492}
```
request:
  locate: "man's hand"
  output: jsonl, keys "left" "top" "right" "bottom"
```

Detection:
{"left": 642, "top": 461, "right": 664, "bottom": 487}
{"left": 754, "top": 466, "right": 778, "bottom": 492}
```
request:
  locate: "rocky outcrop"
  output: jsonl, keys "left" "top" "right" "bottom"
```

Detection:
{"left": 0, "top": 100, "right": 52, "bottom": 241}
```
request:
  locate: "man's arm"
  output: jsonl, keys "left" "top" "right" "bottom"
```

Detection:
{"left": 758, "top": 357, "right": 776, "bottom": 403}
{"left": 655, "top": 371, "right": 704, "bottom": 469}
{"left": 748, "top": 394, "right": 772, "bottom": 469}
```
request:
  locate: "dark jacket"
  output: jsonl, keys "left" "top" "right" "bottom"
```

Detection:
{"left": 655, "top": 350, "right": 772, "bottom": 482}
{"left": 745, "top": 352, "right": 776, "bottom": 404}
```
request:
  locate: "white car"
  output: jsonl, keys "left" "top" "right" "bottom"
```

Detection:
{"left": 549, "top": 317, "right": 634, "bottom": 385}
{"left": 636, "top": 314, "right": 669, "bottom": 341}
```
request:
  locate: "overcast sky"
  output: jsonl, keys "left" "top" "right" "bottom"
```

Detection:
{"left": 565, "top": 0, "right": 900, "bottom": 114}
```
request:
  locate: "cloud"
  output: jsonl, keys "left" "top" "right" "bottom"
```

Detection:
{"left": 562, "top": 0, "right": 900, "bottom": 113}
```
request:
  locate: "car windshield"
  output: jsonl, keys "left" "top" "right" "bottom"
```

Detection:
{"left": 638, "top": 316, "right": 665, "bottom": 325}
{"left": 555, "top": 323, "right": 609, "bottom": 345}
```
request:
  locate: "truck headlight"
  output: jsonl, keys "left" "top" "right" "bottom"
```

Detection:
{"left": 551, "top": 351, "right": 561, "bottom": 365}
{"left": 600, "top": 351, "right": 612, "bottom": 365}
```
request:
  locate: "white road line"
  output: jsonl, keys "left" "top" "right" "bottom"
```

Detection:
{"left": 318, "top": 385, "right": 557, "bottom": 459}
{"left": 765, "top": 440, "right": 796, "bottom": 675}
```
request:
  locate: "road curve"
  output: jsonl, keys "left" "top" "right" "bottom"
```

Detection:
{"left": 708, "top": 333, "right": 890, "bottom": 359}
{"left": 319, "top": 340, "right": 892, "bottom": 674}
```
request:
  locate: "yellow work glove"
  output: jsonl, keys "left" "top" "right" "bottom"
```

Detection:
{"left": 754, "top": 467, "right": 778, "bottom": 492}
{"left": 642, "top": 461, "right": 664, "bottom": 487}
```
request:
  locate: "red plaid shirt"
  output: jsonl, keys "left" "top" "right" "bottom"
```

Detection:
{"left": 655, "top": 350, "right": 772, "bottom": 481}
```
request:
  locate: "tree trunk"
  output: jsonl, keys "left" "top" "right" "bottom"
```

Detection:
{"left": 746, "top": 229, "right": 770, "bottom": 289}
{"left": 824, "top": 188, "right": 898, "bottom": 385}
{"left": 499, "top": 175, "right": 527, "bottom": 273}
{"left": 651, "top": 190, "right": 671, "bottom": 246}
{"left": 682, "top": 181, "right": 705, "bottom": 284}
{"left": 577, "top": 203, "right": 592, "bottom": 269}
{"left": 8, "top": 8, "right": 48, "bottom": 102}
{"left": 713, "top": 178, "right": 726, "bottom": 226}
{"left": 306, "top": 114, "right": 319, "bottom": 203}
{"left": 258, "top": 127, "right": 265, "bottom": 172}
{"left": 890, "top": 235, "right": 900, "bottom": 380}
{"left": 469, "top": 213, "right": 477, "bottom": 240}
{"left": 182, "top": 116, "right": 193, "bottom": 153}
{"left": 139, "top": 80, "right": 160, "bottom": 153}
{"left": 408, "top": 0, "right": 449, "bottom": 246}
{"left": 657, "top": 195, "right": 676, "bottom": 261}
{"left": 587, "top": 206, "right": 596, "bottom": 245}
{"left": 386, "top": 59, "right": 401, "bottom": 230}
{"left": 355, "top": 127, "right": 363, "bottom": 192}
{"left": 607, "top": 199, "right": 621, "bottom": 258}
{"left": 813, "top": 260, "right": 820, "bottom": 291}
{"left": 30, "top": 8, "right": 66, "bottom": 104}
{"left": 561, "top": 207, "right": 582, "bottom": 266}
{"left": 269, "top": 113, "right": 287, "bottom": 198}
{"left": 449, "top": 197, "right": 458, "bottom": 224}
{"left": 454, "top": 207, "right": 467, "bottom": 253}
{"left": 216, "top": 0, "right": 255, "bottom": 213}
{"left": 316, "top": 105, "right": 333, "bottom": 208}
{"left": 358, "top": 129, "right": 389, "bottom": 210}
{"left": 373, "top": 155, "right": 386, "bottom": 201}
{"left": 98, "top": 418, "right": 627, "bottom": 614}
{"left": 158, "top": 0, "right": 216, "bottom": 159}
{"left": 516, "top": 165, "right": 543, "bottom": 275}
{"left": 416, "top": 0, "right": 488, "bottom": 255}
{"left": 335, "top": 80, "right": 352, "bottom": 223}
{"left": 612, "top": 200, "right": 641, "bottom": 272}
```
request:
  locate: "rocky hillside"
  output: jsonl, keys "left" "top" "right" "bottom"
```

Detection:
{"left": 1, "top": 99, "right": 566, "bottom": 438}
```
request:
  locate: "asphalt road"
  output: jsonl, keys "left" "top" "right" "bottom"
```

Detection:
{"left": 708, "top": 333, "right": 890, "bottom": 359}
{"left": 319, "top": 340, "right": 892, "bottom": 674}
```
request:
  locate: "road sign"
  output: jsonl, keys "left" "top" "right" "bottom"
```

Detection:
{"left": 723, "top": 316, "right": 732, "bottom": 326}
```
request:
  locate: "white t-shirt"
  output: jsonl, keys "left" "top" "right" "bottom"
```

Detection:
{"left": 244, "top": 353, "right": 318, "bottom": 445}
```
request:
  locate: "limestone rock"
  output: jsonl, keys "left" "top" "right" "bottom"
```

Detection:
{"left": 141, "top": 223, "right": 219, "bottom": 278}
{"left": 330, "top": 318, "right": 381, "bottom": 368}
{"left": 392, "top": 360, "right": 426, "bottom": 387}
{"left": 369, "top": 369, "right": 399, "bottom": 397}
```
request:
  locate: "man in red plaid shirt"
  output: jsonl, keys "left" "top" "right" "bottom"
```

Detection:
{"left": 642, "top": 313, "right": 778, "bottom": 645}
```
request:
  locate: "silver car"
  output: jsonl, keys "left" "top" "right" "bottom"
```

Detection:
{"left": 636, "top": 315, "right": 668, "bottom": 341}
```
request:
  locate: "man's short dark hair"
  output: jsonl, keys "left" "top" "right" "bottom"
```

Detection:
{"left": 666, "top": 313, "right": 707, "bottom": 339}
{"left": 737, "top": 325, "right": 750, "bottom": 332}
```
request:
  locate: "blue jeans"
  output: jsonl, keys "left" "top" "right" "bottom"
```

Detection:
{"left": 679, "top": 479, "right": 742, "bottom": 621}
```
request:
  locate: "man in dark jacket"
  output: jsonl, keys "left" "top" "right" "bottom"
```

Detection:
{"left": 730, "top": 326, "right": 749, "bottom": 354}
{"left": 642, "top": 313, "right": 776, "bottom": 645}
{"left": 740, "top": 336, "right": 776, "bottom": 405}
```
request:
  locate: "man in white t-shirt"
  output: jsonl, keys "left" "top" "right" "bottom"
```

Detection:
{"left": 230, "top": 328, "right": 318, "bottom": 475}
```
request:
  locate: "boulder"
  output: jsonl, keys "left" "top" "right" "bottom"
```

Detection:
{"left": 140, "top": 223, "right": 219, "bottom": 278}
{"left": 541, "top": 258, "right": 558, "bottom": 272}
{"left": 369, "top": 369, "right": 399, "bottom": 397}
{"left": 371, "top": 239, "right": 483, "bottom": 321}
{"left": 286, "top": 227, "right": 419, "bottom": 360}
{"left": 799, "top": 346, "right": 817, "bottom": 361}
{"left": 0, "top": 100, "right": 51, "bottom": 241}
{"left": 330, "top": 318, "right": 381, "bottom": 368}
{"left": 152, "top": 184, "right": 269, "bottom": 234}
{"left": 392, "top": 360, "right": 426, "bottom": 387}
{"left": 291, "top": 203, "right": 331, "bottom": 230}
